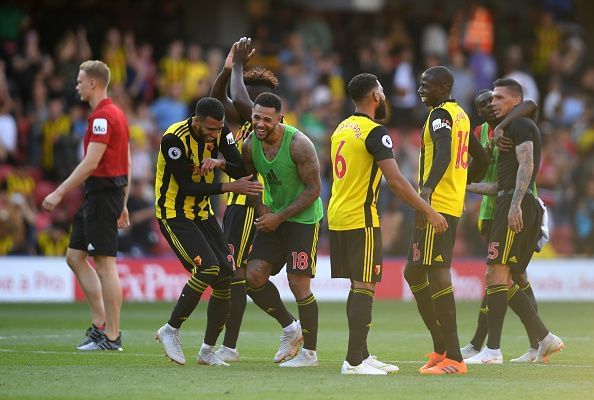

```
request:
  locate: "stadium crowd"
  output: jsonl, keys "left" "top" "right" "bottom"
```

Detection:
{"left": 0, "top": 0, "right": 593, "bottom": 258}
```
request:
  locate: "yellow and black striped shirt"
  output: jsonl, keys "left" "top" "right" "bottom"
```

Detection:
{"left": 36, "top": 230, "right": 69, "bottom": 256}
{"left": 155, "top": 118, "right": 245, "bottom": 220}
{"left": 328, "top": 113, "right": 395, "bottom": 230}
{"left": 227, "top": 121, "right": 253, "bottom": 206}
{"left": 419, "top": 100, "right": 470, "bottom": 217}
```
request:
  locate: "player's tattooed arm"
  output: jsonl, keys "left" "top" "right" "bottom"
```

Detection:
{"left": 466, "top": 182, "right": 498, "bottom": 196}
{"left": 509, "top": 141, "right": 534, "bottom": 232}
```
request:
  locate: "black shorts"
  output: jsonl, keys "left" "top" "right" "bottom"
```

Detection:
{"left": 223, "top": 204, "right": 256, "bottom": 270}
{"left": 329, "top": 227, "right": 382, "bottom": 283}
{"left": 158, "top": 216, "right": 233, "bottom": 276}
{"left": 486, "top": 194, "right": 543, "bottom": 273}
{"left": 69, "top": 188, "right": 124, "bottom": 257}
{"left": 407, "top": 213, "right": 459, "bottom": 267}
{"left": 248, "top": 221, "right": 320, "bottom": 277}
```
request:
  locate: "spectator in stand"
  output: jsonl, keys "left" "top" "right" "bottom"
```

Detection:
{"left": 36, "top": 218, "right": 70, "bottom": 256}
{"left": 575, "top": 174, "right": 594, "bottom": 255}
{"left": 0, "top": 190, "right": 35, "bottom": 255}
{"left": 159, "top": 39, "right": 186, "bottom": 92}
{"left": 150, "top": 82, "right": 188, "bottom": 134}
{"left": 118, "top": 179, "right": 157, "bottom": 257}
{"left": 183, "top": 43, "right": 209, "bottom": 103}
{"left": 11, "top": 30, "right": 49, "bottom": 106}
{"left": 0, "top": 75, "right": 17, "bottom": 164}
{"left": 102, "top": 28, "right": 127, "bottom": 88}
{"left": 504, "top": 45, "right": 540, "bottom": 103}
{"left": 40, "top": 95, "right": 71, "bottom": 180}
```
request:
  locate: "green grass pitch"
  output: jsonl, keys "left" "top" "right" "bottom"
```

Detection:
{"left": 0, "top": 301, "right": 592, "bottom": 400}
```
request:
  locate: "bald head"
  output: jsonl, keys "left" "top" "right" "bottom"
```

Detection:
{"left": 424, "top": 66, "right": 454, "bottom": 91}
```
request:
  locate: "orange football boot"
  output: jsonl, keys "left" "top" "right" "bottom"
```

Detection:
{"left": 419, "top": 352, "right": 446, "bottom": 372}
{"left": 420, "top": 358, "right": 468, "bottom": 375}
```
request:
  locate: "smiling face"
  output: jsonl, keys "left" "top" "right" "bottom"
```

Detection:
{"left": 191, "top": 115, "right": 224, "bottom": 143}
{"left": 418, "top": 72, "right": 445, "bottom": 107}
{"left": 251, "top": 104, "right": 282, "bottom": 141}
{"left": 491, "top": 86, "right": 521, "bottom": 120}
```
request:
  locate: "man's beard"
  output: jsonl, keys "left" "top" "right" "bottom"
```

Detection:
{"left": 375, "top": 98, "right": 387, "bottom": 120}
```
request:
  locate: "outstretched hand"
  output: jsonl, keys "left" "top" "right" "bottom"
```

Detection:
{"left": 232, "top": 37, "right": 256, "bottom": 66}
{"left": 228, "top": 175, "right": 263, "bottom": 196}
{"left": 224, "top": 42, "right": 237, "bottom": 69}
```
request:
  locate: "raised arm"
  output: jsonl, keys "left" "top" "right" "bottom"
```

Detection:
{"left": 230, "top": 37, "right": 256, "bottom": 122}
{"left": 210, "top": 42, "right": 241, "bottom": 124}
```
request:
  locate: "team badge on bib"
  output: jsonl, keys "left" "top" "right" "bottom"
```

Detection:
{"left": 168, "top": 147, "right": 182, "bottom": 160}
{"left": 226, "top": 132, "right": 235, "bottom": 145}
{"left": 92, "top": 118, "right": 108, "bottom": 135}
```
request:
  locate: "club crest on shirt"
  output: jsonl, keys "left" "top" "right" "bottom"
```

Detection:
{"left": 92, "top": 118, "right": 107, "bottom": 135}
{"left": 168, "top": 147, "right": 182, "bottom": 160}
{"left": 226, "top": 132, "right": 235, "bottom": 145}
{"left": 432, "top": 118, "right": 451, "bottom": 131}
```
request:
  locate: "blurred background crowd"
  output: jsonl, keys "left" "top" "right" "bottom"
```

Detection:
{"left": 0, "top": 0, "right": 593, "bottom": 258}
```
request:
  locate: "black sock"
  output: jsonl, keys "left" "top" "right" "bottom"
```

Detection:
{"left": 222, "top": 279, "right": 247, "bottom": 349}
{"left": 297, "top": 294, "right": 318, "bottom": 351}
{"left": 486, "top": 284, "right": 508, "bottom": 349}
{"left": 204, "top": 277, "right": 231, "bottom": 346}
{"left": 346, "top": 289, "right": 374, "bottom": 366}
{"left": 347, "top": 287, "right": 369, "bottom": 359}
{"left": 433, "top": 286, "right": 462, "bottom": 361}
{"left": 507, "top": 284, "right": 539, "bottom": 349}
{"left": 471, "top": 294, "right": 488, "bottom": 350}
{"left": 507, "top": 284, "right": 549, "bottom": 342}
{"left": 168, "top": 276, "right": 208, "bottom": 328}
{"left": 247, "top": 281, "right": 294, "bottom": 328}
{"left": 521, "top": 282, "right": 538, "bottom": 312}
{"left": 409, "top": 280, "right": 445, "bottom": 354}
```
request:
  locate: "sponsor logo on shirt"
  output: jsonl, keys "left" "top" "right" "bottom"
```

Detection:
{"left": 92, "top": 118, "right": 108, "bottom": 135}
{"left": 431, "top": 118, "right": 452, "bottom": 132}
